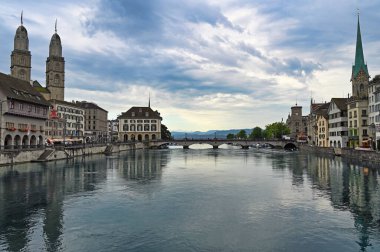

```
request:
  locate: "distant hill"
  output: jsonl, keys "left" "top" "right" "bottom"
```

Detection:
{"left": 171, "top": 129, "right": 253, "bottom": 139}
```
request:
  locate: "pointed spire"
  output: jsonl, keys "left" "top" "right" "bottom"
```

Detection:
{"left": 21, "top": 10, "right": 23, "bottom": 25}
{"left": 55, "top": 19, "right": 57, "bottom": 33}
{"left": 148, "top": 93, "right": 151, "bottom": 108}
{"left": 352, "top": 11, "right": 369, "bottom": 78}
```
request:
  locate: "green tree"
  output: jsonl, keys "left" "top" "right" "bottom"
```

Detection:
{"left": 249, "top": 127, "right": 263, "bottom": 140}
{"left": 236, "top": 130, "right": 247, "bottom": 139}
{"left": 161, "top": 124, "right": 172, "bottom": 140}
{"left": 264, "top": 122, "right": 290, "bottom": 139}
{"left": 226, "top": 133, "right": 235, "bottom": 140}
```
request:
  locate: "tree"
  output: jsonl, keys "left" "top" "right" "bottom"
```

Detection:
{"left": 249, "top": 127, "right": 263, "bottom": 140}
{"left": 226, "top": 133, "right": 235, "bottom": 140}
{"left": 236, "top": 130, "right": 247, "bottom": 139}
{"left": 161, "top": 124, "right": 172, "bottom": 140}
{"left": 264, "top": 122, "right": 290, "bottom": 139}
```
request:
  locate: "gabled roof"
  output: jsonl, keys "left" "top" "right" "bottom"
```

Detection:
{"left": 117, "top": 106, "right": 162, "bottom": 120}
{"left": 0, "top": 72, "right": 49, "bottom": 106}
{"left": 330, "top": 98, "right": 348, "bottom": 111}
{"left": 316, "top": 102, "right": 330, "bottom": 119}
{"left": 50, "top": 99, "right": 84, "bottom": 109}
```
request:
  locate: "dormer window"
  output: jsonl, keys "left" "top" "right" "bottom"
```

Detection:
{"left": 145, "top": 112, "right": 149, "bottom": 117}
{"left": 132, "top": 112, "right": 135, "bottom": 117}
{"left": 139, "top": 108, "right": 142, "bottom": 113}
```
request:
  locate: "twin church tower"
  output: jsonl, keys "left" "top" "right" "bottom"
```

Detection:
{"left": 10, "top": 12, "right": 65, "bottom": 101}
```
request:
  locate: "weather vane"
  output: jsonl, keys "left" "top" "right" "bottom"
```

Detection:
{"left": 21, "top": 10, "right": 23, "bottom": 25}
{"left": 55, "top": 19, "right": 57, "bottom": 33}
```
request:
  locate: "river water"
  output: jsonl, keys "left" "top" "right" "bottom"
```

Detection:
{"left": 0, "top": 147, "right": 379, "bottom": 252}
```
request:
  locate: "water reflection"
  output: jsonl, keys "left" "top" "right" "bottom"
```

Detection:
{"left": 272, "top": 153, "right": 380, "bottom": 251}
{"left": 0, "top": 150, "right": 169, "bottom": 251}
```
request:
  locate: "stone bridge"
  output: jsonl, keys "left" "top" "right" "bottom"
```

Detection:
{"left": 149, "top": 139, "right": 297, "bottom": 150}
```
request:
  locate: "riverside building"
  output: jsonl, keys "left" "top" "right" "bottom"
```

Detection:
{"left": 328, "top": 98, "right": 348, "bottom": 148}
{"left": 118, "top": 106, "right": 162, "bottom": 142}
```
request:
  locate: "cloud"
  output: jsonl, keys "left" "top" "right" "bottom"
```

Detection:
{"left": 0, "top": 0, "right": 378, "bottom": 131}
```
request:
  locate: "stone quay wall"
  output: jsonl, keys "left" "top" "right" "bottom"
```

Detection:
{"left": 0, "top": 142, "right": 145, "bottom": 166}
{"left": 299, "top": 145, "right": 380, "bottom": 165}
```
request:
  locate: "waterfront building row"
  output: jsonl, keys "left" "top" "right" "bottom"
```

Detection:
{"left": 287, "top": 15, "right": 380, "bottom": 149}
{"left": 0, "top": 13, "right": 164, "bottom": 148}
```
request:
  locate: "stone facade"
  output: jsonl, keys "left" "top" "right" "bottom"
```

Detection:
{"left": 46, "top": 27, "right": 65, "bottom": 101}
{"left": 286, "top": 104, "right": 307, "bottom": 141}
{"left": 10, "top": 16, "right": 31, "bottom": 82}
{"left": 118, "top": 107, "right": 162, "bottom": 141}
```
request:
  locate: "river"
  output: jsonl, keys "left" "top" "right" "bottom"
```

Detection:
{"left": 0, "top": 147, "right": 379, "bottom": 251}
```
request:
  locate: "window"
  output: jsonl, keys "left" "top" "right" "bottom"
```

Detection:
{"left": 145, "top": 112, "right": 149, "bottom": 117}
{"left": 9, "top": 101, "right": 14, "bottom": 109}
{"left": 132, "top": 112, "right": 135, "bottom": 117}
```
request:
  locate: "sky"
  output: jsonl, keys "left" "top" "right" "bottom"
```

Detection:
{"left": 0, "top": 0, "right": 379, "bottom": 131}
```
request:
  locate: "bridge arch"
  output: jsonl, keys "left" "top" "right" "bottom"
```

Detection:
{"left": 284, "top": 142, "right": 297, "bottom": 150}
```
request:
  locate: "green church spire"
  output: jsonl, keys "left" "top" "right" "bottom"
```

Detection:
{"left": 352, "top": 14, "right": 369, "bottom": 79}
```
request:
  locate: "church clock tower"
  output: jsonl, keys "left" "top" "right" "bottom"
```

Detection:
{"left": 46, "top": 20, "right": 65, "bottom": 101}
{"left": 10, "top": 12, "right": 31, "bottom": 82}
{"left": 351, "top": 14, "right": 369, "bottom": 99}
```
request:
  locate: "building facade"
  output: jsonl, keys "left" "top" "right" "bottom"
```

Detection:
{"left": 118, "top": 107, "right": 162, "bottom": 142}
{"left": 286, "top": 104, "right": 308, "bottom": 141}
{"left": 348, "top": 99, "right": 369, "bottom": 148}
{"left": 307, "top": 100, "right": 325, "bottom": 145}
{"left": 368, "top": 75, "right": 380, "bottom": 149}
{"left": 108, "top": 119, "right": 119, "bottom": 142}
{"left": 328, "top": 98, "right": 348, "bottom": 148}
{"left": 76, "top": 101, "right": 108, "bottom": 142}
{"left": 0, "top": 73, "right": 50, "bottom": 149}
{"left": 48, "top": 100, "right": 84, "bottom": 141}
{"left": 315, "top": 103, "right": 330, "bottom": 147}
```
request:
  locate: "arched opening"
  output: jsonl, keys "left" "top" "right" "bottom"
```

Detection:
{"left": 4, "top": 135, "right": 12, "bottom": 149}
{"left": 333, "top": 141, "right": 336, "bottom": 148}
{"left": 124, "top": 134, "right": 128, "bottom": 142}
{"left": 145, "top": 134, "right": 149, "bottom": 140}
{"left": 22, "top": 135, "right": 29, "bottom": 148}
{"left": 138, "top": 134, "right": 142, "bottom": 141}
{"left": 152, "top": 134, "right": 156, "bottom": 140}
{"left": 330, "top": 141, "right": 332, "bottom": 147}
{"left": 131, "top": 134, "right": 135, "bottom": 141}
{"left": 38, "top": 135, "right": 44, "bottom": 147}
{"left": 284, "top": 143, "right": 297, "bottom": 151}
{"left": 338, "top": 141, "right": 341, "bottom": 148}
{"left": 14, "top": 135, "right": 21, "bottom": 149}
{"left": 30, "top": 135, "right": 37, "bottom": 148}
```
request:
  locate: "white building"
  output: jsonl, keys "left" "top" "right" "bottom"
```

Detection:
{"left": 118, "top": 106, "right": 162, "bottom": 142}
{"left": 368, "top": 75, "right": 380, "bottom": 149}
{"left": 328, "top": 98, "right": 348, "bottom": 148}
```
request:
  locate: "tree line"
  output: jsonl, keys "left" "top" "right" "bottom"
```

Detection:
{"left": 227, "top": 122, "right": 290, "bottom": 140}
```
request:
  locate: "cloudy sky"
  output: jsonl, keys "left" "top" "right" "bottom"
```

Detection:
{"left": 0, "top": 0, "right": 379, "bottom": 131}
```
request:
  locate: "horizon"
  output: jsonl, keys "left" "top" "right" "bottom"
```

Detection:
{"left": 0, "top": 1, "right": 379, "bottom": 131}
